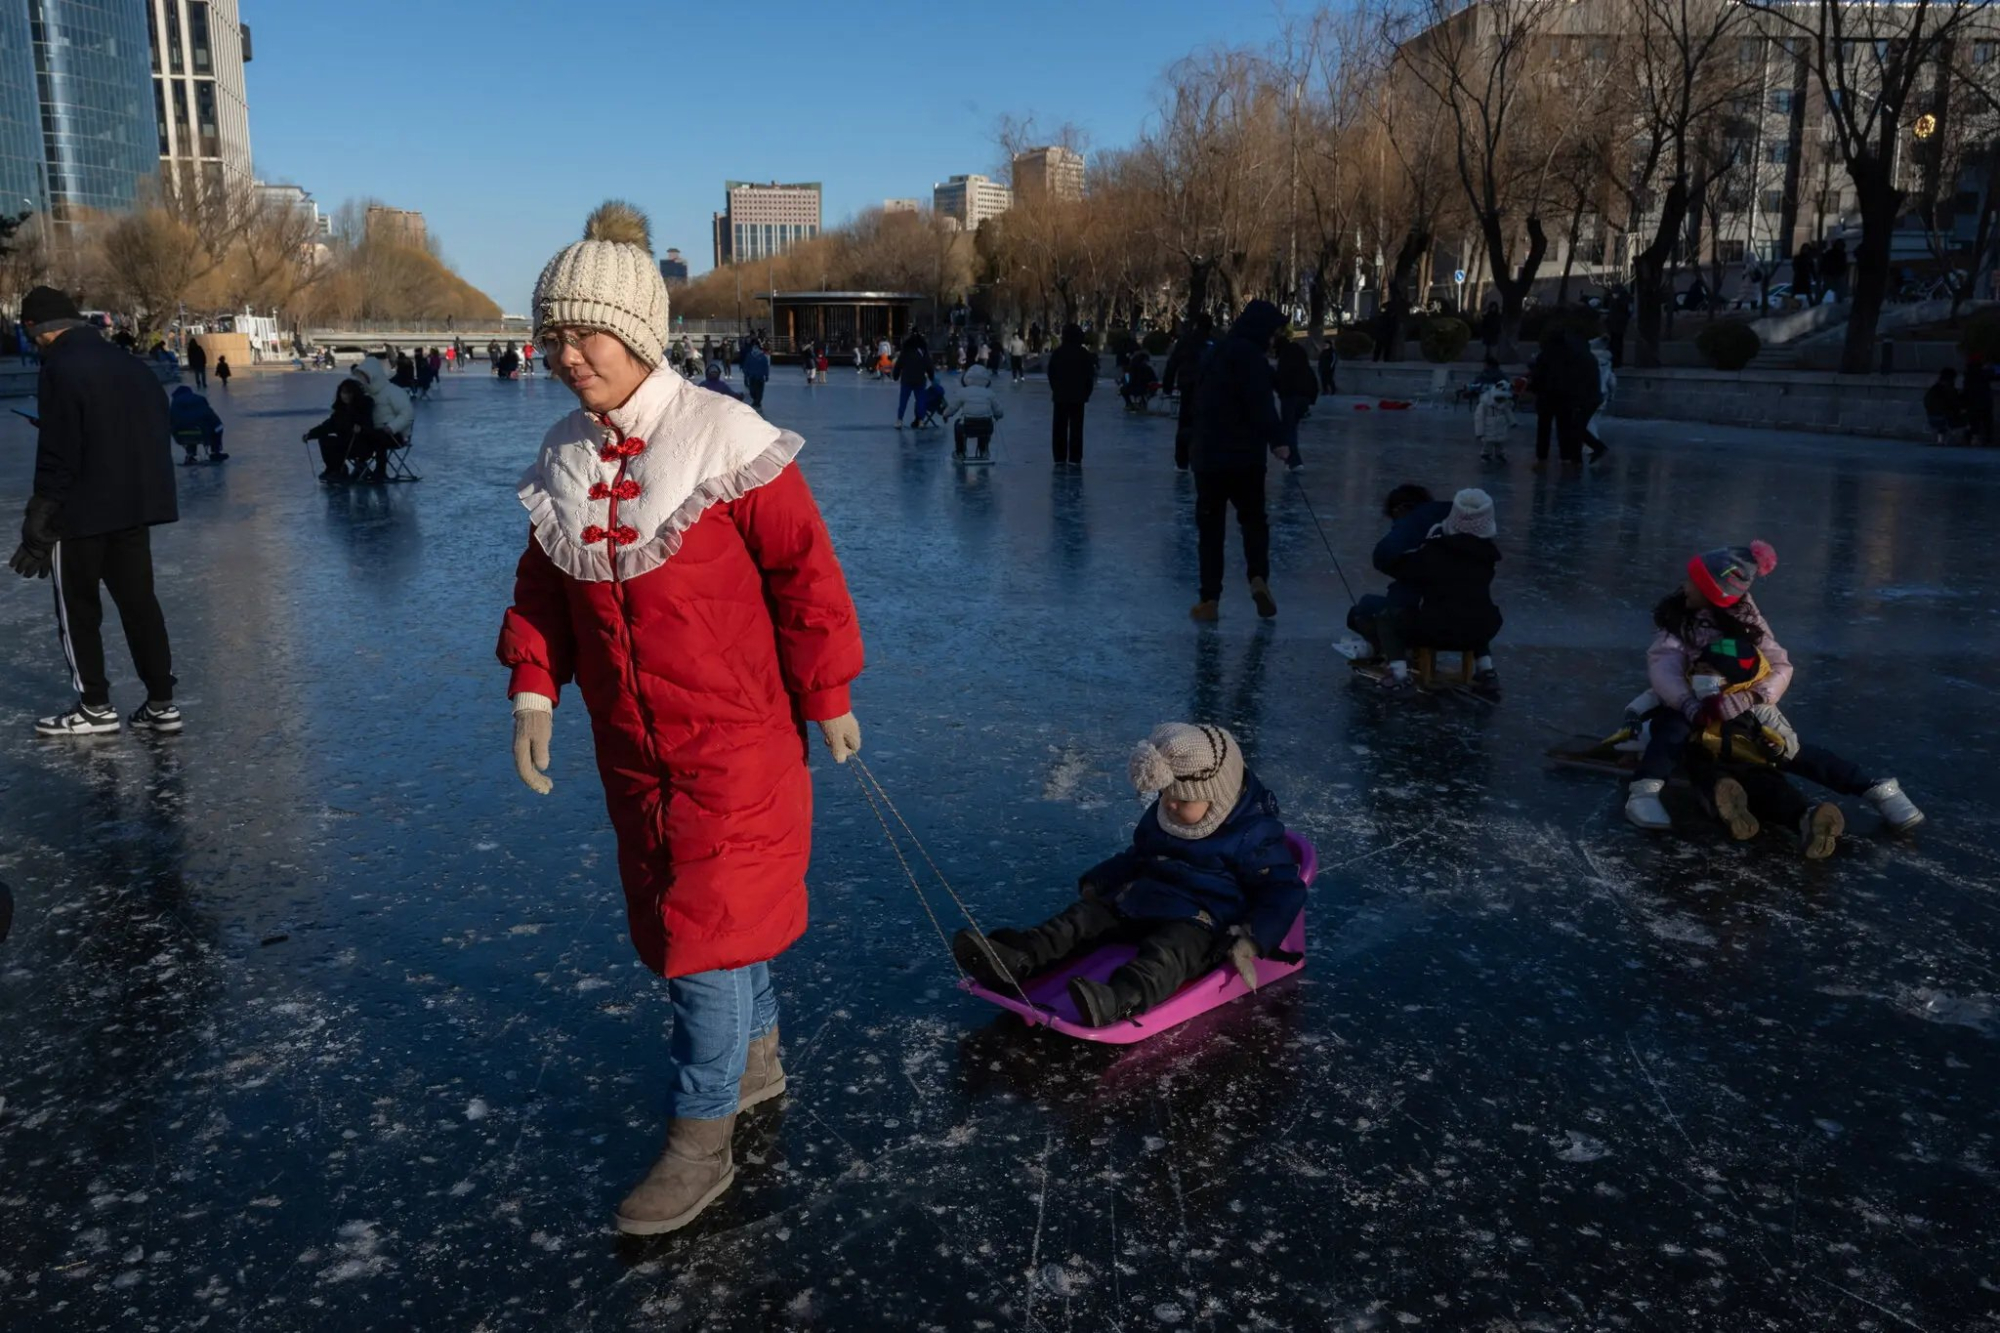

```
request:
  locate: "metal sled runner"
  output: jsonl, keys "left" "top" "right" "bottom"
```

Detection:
{"left": 959, "top": 833, "right": 1318, "bottom": 1045}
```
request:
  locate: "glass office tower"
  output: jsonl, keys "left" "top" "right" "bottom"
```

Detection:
{"left": 0, "top": 2, "right": 46, "bottom": 214}
{"left": 24, "top": 0, "right": 158, "bottom": 220}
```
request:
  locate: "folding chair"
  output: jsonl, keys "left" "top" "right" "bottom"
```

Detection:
{"left": 380, "top": 428, "right": 420, "bottom": 483}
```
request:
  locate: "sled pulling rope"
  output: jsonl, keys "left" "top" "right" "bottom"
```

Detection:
{"left": 1287, "top": 473, "right": 1358, "bottom": 607}
{"left": 847, "top": 758, "right": 1037, "bottom": 1010}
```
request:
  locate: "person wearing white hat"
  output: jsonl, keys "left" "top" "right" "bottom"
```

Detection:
{"left": 1371, "top": 488, "right": 1503, "bottom": 692}
{"left": 495, "top": 201, "right": 866, "bottom": 1234}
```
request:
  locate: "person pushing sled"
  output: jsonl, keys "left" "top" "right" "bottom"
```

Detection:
{"left": 951, "top": 724, "right": 1306, "bottom": 1029}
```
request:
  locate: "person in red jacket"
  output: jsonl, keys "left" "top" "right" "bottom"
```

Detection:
{"left": 496, "top": 202, "right": 865, "bottom": 1235}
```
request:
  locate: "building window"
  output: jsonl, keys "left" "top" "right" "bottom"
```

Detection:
{"left": 189, "top": 2, "right": 212, "bottom": 74}
{"left": 1975, "top": 42, "right": 1996, "bottom": 66}
{"left": 1738, "top": 38, "right": 1763, "bottom": 67}
{"left": 1766, "top": 142, "right": 1790, "bottom": 165}
{"left": 146, "top": 3, "right": 160, "bottom": 73}
{"left": 1761, "top": 189, "right": 1785, "bottom": 213}
{"left": 153, "top": 81, "right": 169, "bottom": 154}
{"left": 1717, "top": 239, "right": 1746, "bottom": 264}
{"left": 166, "top": 2, "right": 185, "bottom": 74}
{"left": 1771, "top": 89, "right": 1793, "bottom": 114}
{"left": 195, "top": 81, "right": 218, "bottom": 158}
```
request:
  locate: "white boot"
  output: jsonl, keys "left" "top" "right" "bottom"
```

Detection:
{"left": 1863, "top": 778, "right": 1925, "bottom": 832}
{"left": 1624, "top": 778, "right": 1671, "bottom": 831}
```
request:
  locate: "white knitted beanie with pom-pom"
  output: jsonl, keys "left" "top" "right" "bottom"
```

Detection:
{"left": 1128, "top": 723, "right": 1246, "bottom": 840}
{"left": 533, "top": 200, "right": 669, "bottom": 368}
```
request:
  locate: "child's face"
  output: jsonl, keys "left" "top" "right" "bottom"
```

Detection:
{"left": 1161, "top": 796, "right": 1210, "bottom": 827}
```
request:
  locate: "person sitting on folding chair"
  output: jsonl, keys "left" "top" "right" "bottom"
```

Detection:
{"left": 347, "top": 356, "right": 415, "bottom": 484}
{"left": 168, "top": 386, "right": 227, "bottom": 465}
{"left": 303, "top": 378, "right": 371, "bottom": 483}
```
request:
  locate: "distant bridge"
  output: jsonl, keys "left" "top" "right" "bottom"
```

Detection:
{"left": 305, "top": 323, "right": 529, "bottom": 354}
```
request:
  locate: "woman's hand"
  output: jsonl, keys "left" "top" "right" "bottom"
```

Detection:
{"left": 513, "top": 698, "right": 554, "bottom": 794}
{"left": 817, "top": 713, "right": 862, "bottom": 764}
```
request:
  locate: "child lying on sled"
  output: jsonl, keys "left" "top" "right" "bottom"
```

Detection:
{"left": 952, "top": 723, "right": 1306, "bottom": 1028}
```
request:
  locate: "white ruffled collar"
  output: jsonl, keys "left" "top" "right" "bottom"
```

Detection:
{"left": 517, "top": 366, "right": 804, "bottom": 583}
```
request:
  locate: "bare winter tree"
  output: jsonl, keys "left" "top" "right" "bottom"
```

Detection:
{"left": 1743, "top": 0, "right": 1994, "bottom": 371}
{"left": 1137, "top": 47, "right": 1284, "bottom": 314}
{"left": 1392, "top": 0, "right": 1570, "bottom": 358}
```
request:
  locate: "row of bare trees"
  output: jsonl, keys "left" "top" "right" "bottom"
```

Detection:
{"left": 1, "top": 177, "right": 500, "bottom": 340}
{"left": 673, "top": 0, "right": 1999, "bottom": 375}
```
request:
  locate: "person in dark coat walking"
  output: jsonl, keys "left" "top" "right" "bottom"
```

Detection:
{"left": 1272, "top": 330, "right": 1318, "bottom": 472}
{"left": 1189, "top": 300, "right": 1289, "bottom": 621}
{"left": 1318, "top": 337, "right": 1337, "bottom": 395}
{"left": 1479, "top": 303, "right": 1502, "bottom": 356}
{"left": 1820, "top": 238, "right": 1848, "bottom": 303}
{"left": 1045, "top": 324, "right": 1097, "bottom": 465}
{"left": 7, "top": 287, "right": 181, "bottom": 736}
{"left": 1791, "top": 245, "right": 1818, "bottom": 307}
{"left": 186, "top": 336, "right": 208, "bottom": 390}
{"left": 893, "top": 332, "right": 933, "bottom": 427}
{"left": 1529, "top": 330, "right": 1601, "bottom": 466}
{"left": 1162, "top": 313, "right": 1214, "bottom": 471}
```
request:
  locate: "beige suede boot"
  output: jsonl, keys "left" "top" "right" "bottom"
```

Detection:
{"left": 737, "top": 1028, "right": 788, "bottom": 1111}
{"left": 613, "top": 1114, "right": 736, "bottom": 1235}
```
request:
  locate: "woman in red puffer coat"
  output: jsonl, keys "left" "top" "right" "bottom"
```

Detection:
{"left": 496, "top": 202, "right": 864, "bottom": 1236}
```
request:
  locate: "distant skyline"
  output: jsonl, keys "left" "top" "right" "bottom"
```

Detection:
{"left": 244, "top": 1, "right": 1299, "bottom": 314}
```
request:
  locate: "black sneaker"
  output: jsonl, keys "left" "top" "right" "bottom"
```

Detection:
{"left": 35, "top": 701, "right": 120, "bottom": 737}
{"left": 209, "top": 451, "right": 229, "bottom": 462}
{"left": 180, "top": 454, "right": 200, "bottom": 467}
{"left": 128, "top": 701, "right": 183, "bottom": 734}
{"left": 1471, "top": 667, "right": 1502, "bottom": 699}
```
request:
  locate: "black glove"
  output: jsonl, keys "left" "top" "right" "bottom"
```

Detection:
{"left": 12, "top": 495, "right": 60, "bottom": 579}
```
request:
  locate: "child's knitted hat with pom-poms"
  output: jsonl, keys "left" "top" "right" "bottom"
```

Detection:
{"left": 533, "top": 200, "right": 668, "bottom": 368}
{"left": 1129, "top": 724, "right": 1245, "bottom": 838}
{"left": 1689, "top": 540, "right": 1778, "bottom": 608}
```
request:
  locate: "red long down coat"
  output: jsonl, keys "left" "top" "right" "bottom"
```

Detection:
{"left": 497, "top": 370, "right": 863, "bottom": 977}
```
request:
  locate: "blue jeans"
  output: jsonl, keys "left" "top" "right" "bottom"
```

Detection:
{"left": 666, "top": 961, "right": 779, "bottom": 1120}
{"left": 898, "top": 382, "right": 920, "bottom": 421}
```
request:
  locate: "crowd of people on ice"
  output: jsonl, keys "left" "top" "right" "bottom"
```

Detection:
{"left": 0, "top": 202, "right": 1934, "bottom": 1243}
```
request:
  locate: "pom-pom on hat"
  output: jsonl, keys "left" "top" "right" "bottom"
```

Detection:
{"left": 533, "top": 200, "right": 669, "bottom": 369}
{"left": 1442, "top": 488, "right": 1497, "bottom": 539}
{"left": 1129, "top": 723, "right": 1245, "bottom": 840}
{"left": 1688, "top": 540, "right": 1778, "bottom": 607}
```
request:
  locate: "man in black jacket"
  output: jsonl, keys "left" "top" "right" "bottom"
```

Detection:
{"left": 1272, "top": 329, "right": 1318, "bottom": 472}
{"left": 8, "top": 286, "right": 181, "bottom": 737}
{"left": 1045, "top": 324, "right": 1097, "bottom": 465}
{"left": 1161, "top": 313, "right": 1214, "bottom": 471}
{"left": 1189, "top": 299, "right": 1289, "bottom": 621}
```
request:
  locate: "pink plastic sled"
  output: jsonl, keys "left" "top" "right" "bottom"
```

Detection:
{"left": 958, "top": 833, "right": 1317, "bottom": 1045}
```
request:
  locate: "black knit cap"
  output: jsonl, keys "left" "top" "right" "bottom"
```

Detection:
{"left": 19, "top": 286, "right": 82, "bottom": 325}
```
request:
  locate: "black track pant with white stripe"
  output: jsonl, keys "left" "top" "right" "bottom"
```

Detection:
{"left": 51, "top": 526, "right": 175, "bottom": 707}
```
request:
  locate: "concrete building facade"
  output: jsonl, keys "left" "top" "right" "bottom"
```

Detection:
{"left": 712, "top": 180, "right": 821, "bottom": 267}
{"left": 365, "top": 204, "right": 426, "bottom": 248}
{"left": 1012, "top": 146, "right": 1084, "bottom": 204}
{"left": 931, "top": 173, "right": 1011, "bottom": 231}
{"left": 659, "top": 247, "right": 688, "bottom": 286}
{"left": 147, "top": 0, "right": 251, "bottom": 201}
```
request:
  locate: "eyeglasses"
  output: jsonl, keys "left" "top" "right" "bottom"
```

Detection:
{"left": 536, "top": 328, "right": 602, "bottom": 356}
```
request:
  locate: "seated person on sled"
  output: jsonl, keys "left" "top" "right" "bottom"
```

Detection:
{"left": 1623, "top": 540, "right": 1924, "bottom": 849}
{"left": 951, "top": 724, "right": 1305, "bottom": 1029}
{"left": 1120, "top": 350, "right": 1160, "bottom": 410}
{"left": 1348, "top": 487, "right": 1502, "bottom": 692}
{"left": 944, "top": 364, "right": 1005, "bottom": 458}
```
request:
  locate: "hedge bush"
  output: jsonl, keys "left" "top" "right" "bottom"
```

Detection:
{"left": 1420, "top": 317, "right": 1471, "bottom": 364}
{"left": 1104, "top": 328, "right": 1137, "bottom": 358}
{"left": 1142, "top": 329, "right": 1174, "bottom": 355}
{"left": 1694, "top": 320, "right": 1762, "bottom": 371}
{"left": 1333, "top": 329, "right": 1374, "bottom": 359}
{"left": 1959, "top": 308, "right": 2000, "bottom": 361}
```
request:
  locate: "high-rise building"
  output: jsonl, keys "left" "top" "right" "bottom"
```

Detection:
{"left": 931, "top": 174, "right": 1011, "bottom": 230}
{"left": 659, "top": 247, "right": 688, "bottom": 286}
{"left": 147, "top": 0, "right": 252, "bottom": 200}
{"left": 257, "top": 181, "right": 326, "bottom": 236}
{"left": 364, "top": 204, "right": 426, "bottom": 248}
{"left": 17, "top": 0, "right": 159, "bottom": 223}
{"left": 881, "top": 198, "right": 919, "bottom": 214}
{"left": 0, "top": 2, "right": 43, "bottom": 215}
{"left": 1012, "top": 146, "right": 1085, "bottom": 204}
{"left": 712, "top": 180, "right": 820, "bottom": 267}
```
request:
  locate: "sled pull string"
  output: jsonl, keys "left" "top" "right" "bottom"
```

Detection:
{"left": 1288, "top": 474, "right": 1357, "bottom": 608}
{"left": 848, "top": 758, "right": 1036, "bottom": 1009}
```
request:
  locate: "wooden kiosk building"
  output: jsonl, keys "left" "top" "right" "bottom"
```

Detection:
{"left": 758, "top": 291, "right": 923, "bottom": 358}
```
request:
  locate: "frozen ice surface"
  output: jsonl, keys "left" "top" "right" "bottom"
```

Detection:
{"left": 1, "top": 368, "right": 1996, "bottom": 1331}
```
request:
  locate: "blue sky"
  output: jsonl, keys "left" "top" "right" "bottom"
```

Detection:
{"left": 245, "top": 1, "right": 1298, "bottom": 314}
